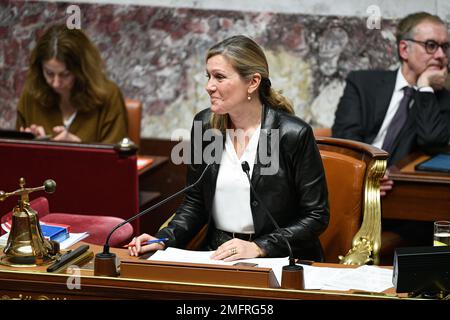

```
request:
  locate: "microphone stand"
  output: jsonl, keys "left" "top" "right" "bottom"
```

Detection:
{"left": 241, "top": 161, "right": 304, "bottom": 290}
{"left": 94, "top": 163, "right": 212, "bottom": 277}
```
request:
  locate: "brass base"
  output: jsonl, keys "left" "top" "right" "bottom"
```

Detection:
{"left": 0, "top": 254, "right": 55, "bottom": 267}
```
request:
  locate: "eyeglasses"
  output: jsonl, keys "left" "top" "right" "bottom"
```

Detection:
{"left": 404, "top": 39, "right": 450, "bottom": 55}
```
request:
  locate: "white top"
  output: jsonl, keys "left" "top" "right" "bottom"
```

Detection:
{"left": 212, "top": 126, "right": 261, "bottom": 234}
{"left": 63, "top": 111, "right": 77, "bottom": 129}
{"left": 372, "top": 68, "right": 433, "bottom": 149}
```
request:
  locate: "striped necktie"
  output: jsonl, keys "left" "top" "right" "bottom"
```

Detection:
{"left": 382, "top": 86, "right": 415, "bottom": 154}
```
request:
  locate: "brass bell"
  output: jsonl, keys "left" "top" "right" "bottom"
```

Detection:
{"left": 0, "top": 178, "right": 60, "bottom": 267}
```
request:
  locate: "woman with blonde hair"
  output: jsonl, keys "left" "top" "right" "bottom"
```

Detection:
{"left": 129, "top": 35, "right": 329, "bottom": 262}
{"left": 17, "top": 24, "right": 127, "bottom": 143}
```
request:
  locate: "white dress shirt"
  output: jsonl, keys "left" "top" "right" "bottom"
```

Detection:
{"left": 63, "top": 111, "right": 77, "bottom": 129}
{"left": 211, "top": 126, "right": 261, "bottom": 234}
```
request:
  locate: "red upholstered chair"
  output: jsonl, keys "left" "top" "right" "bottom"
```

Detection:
{"left": 0, "top": 139, "right": 140, "bottom": 233}
{"left": 1, "top": 197, "right": 133, "bottom": 247}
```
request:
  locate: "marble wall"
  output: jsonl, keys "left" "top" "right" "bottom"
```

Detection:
{"left": 0, "top": 0, "right": 405, "bottom": 138}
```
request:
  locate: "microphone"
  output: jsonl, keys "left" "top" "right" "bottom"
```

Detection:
{"left": 94, "top": 163, "right": 212, "bottom": 276}
{"left": 241, "top": 161, "right": 304, "bottom": 289}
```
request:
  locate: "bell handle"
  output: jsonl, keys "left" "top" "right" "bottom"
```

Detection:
{"left": 0, "top": 179, "right": 56, "bottom": 202}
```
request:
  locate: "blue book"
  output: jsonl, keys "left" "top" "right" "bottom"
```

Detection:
{"left": 40, "top": 224, "right": 69, "bottom": 243}
{"left": 415, "top": 154, "right": 450, "bottom": 174}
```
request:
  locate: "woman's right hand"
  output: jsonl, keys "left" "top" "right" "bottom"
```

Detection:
{"left": 20, "top": 124, "right": 46, "bottom": 138}
{"left": 127, "top": 233, "right": 166, "bottom": 257}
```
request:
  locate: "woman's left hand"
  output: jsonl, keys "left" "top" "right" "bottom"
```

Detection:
{"left": 52, "top": 126, "right": 81, "bottom": 142}
{"left": 210, "top": 238, "right": 263, "bottom": 262}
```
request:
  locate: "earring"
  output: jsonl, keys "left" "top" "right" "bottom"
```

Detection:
{"left": 247, "top": 94, "right": 251, "bottom": 101}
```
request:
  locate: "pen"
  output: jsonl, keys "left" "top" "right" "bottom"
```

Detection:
{"left": 123, "top": 237, "right": 169, "bottom": 248}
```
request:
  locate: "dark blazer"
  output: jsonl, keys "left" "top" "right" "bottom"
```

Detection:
{"left": 156, "top": 105, "right": 330, "bottom": 261}
{"left": 332, "top": 70, "right": 450, "bottom": 166}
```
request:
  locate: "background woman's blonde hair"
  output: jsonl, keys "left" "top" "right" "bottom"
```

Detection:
{"left": 23, "top": 24, "right": 111, "bottom": 112}
{"left": 206, "top": 35, "right": 294, "bottom": 132}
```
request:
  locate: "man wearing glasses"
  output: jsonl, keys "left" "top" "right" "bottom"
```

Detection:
{"left": 333, "top": 11, "right": 450, "bottom": 168}
{"left": 332, "top": 12, "right": 450, "bottom": 262}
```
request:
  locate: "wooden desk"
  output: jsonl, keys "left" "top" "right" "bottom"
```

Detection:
{"left": 382, "top": 153, "right": 450, "bottom": 221}
{"left": 137, "top": 155, "right": 169, "bottom": 211}
{"left": 136, "top": 151, "right": 176, "bottom": 234}
{"left": 0, "top": 244, "right": 409, "bottom": 300}
{"left": 137, "top": 155, "right": 168, "bottom": 176}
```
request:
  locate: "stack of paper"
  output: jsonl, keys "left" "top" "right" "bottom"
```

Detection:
{"left": 301, "top": 265, "right": 394, "bottom": 292}
{"left": 0, "top": 233, "right": 9, "bottom": 247}
{"left": 0, "top": 232, "right": 89, "bottom": 250}
{"left": 59, "top": 232, "right": 89, "bottom": 249}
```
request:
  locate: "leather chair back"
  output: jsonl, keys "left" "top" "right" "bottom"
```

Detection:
{"left": 319, "top": 150, "right": 365, "bottom": 262}
{"left": 125, "top": 99, "right": 142, "bottom": 147}
{"left": 316, "top": 137, "right": 388, "bottom": 264}
{"left": 313, "top": 127, "right": 332, "bottom": 137}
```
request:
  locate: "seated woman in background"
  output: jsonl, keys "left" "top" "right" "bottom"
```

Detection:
{"left": 128, "top": 35, "right": 329, "bottom": 262}
{"left": 17, "top": 24, "right": 128, "bottom": 144}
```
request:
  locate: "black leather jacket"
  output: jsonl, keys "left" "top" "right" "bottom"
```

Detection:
{"left": 156, "top": 105, "right": 330, "bottom": 261}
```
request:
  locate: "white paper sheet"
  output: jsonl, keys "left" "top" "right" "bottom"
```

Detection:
{"left": 149, "top": 247, "right": 288, "bottom": 287}
{"left": 323, "top": 265, "right": 394, "bottom": 292}
{"left": 59, "top": 232, "right": 89, "bottom": 249}
{"left": 0, "top": 232, "right": 89, "bottom": 250}
{"left": 301, "top": 265, "right": 355, "bottom": 290}
{"left": 0, "top": 233, "right": 9, "bottom": 247}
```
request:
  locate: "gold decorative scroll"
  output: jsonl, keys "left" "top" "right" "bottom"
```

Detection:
{"left": 339, "top": 158, "right": 387, "bottom": 265}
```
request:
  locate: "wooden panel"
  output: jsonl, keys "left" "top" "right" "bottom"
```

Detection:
{"left": 0, "top": 243, "right": 404, "bottom": 300}
{"left": 382, "top": 153, "right": 450, "bottom": 221}
{"left": 120, "top": 259, "right": 278, "bottom": 288}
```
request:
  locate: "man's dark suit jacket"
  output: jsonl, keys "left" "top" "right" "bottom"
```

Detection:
{"left": 332, "top": 70, "right": 450, "bottom": 166}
